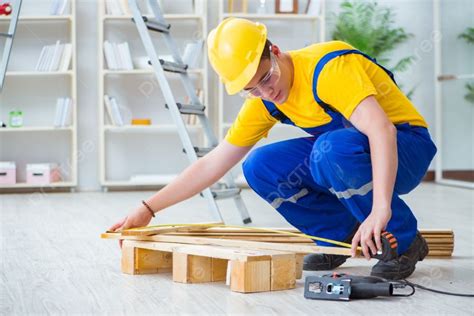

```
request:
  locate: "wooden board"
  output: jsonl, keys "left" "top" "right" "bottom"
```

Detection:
{"left": 102, "top": 233, "right": 356, "bottom": 256}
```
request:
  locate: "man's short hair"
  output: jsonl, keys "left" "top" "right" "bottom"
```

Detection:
{"left": 260, "top": 39, "right": 273, "bottom": 60}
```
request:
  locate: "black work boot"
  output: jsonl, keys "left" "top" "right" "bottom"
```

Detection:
{"left": 303, "top": 225, "right": 359, "bottom": 271}
{"left": 371, "top": 231, "right": 429, "bottom": 280}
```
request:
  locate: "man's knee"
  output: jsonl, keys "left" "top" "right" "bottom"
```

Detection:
{"left": 310, "top": 129, "right": 369, "bottom": 184}
{"left": 242, "top": 146, "right": 271, "bottom": 187}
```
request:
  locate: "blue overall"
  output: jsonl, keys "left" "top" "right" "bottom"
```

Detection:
{"left": 242, "top": 50, "right": 437, "bottom": 255}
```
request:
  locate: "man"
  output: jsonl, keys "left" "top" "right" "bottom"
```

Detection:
{"left": 110, "top": 18, "right": 437, "bottom": 280}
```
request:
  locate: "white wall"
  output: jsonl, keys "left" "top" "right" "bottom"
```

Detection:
{"left": 3, "top": 0, "right": 472, "bottom": 190}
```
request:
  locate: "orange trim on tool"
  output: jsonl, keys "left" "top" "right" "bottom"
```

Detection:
{"left": 391, "top": 243, "right": 398, "bottom": 249}
{"left": 389, "top": 238, "right": 397, "bottom": 243}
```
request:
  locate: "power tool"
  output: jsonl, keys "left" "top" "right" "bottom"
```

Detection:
{"left": 304, "top": 273, "right": 413, "bottom": 300}
{"left": 304, "top": 231, "right": 406, "bottom": 300}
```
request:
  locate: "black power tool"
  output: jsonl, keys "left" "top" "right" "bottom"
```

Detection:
{"left": 304, "top": 231, "right": 406, "bottom": 301}
{"left": 304, "top": 273, "right": 412, "bottom": 300}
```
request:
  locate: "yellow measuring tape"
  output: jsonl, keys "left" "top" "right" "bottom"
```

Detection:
{"left": 123, "top": 223, "right": 357, "bottom": 250}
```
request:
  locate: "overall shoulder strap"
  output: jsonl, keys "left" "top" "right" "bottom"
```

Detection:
{"left": 312, "top": 49, "right": 397, "bottom": 113}
{"left": 261, "top": 99, "right": 294, "bottom": 125}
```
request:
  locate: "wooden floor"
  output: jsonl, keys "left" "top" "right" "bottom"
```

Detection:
{"left": 1, "top": 183, "right": 473, "bottom": 315}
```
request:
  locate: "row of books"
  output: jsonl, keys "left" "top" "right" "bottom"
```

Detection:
{"left": 104, "top": 95, "right": 124, "bottom": 126}
{"left": 36, "top": 41, "right": 72, "bottom": 72}
{"left": 54, "top": 98, "right": 73, "bottom": 127}
{"left": 103, "top": 41, "right": 134, "bottom": 71}
{"left": 104, "top": 89, "right": 203, "bottom": 127}
{"left": 49, "top": 0, "right": 69, "bottom": 16}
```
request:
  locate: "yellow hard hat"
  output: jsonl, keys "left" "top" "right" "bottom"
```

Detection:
{"left": 207, "top": 18, "right": 267, "bottom": 95}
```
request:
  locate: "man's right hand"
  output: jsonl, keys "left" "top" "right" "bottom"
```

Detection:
{"left": 108, "top": 205, "right": 153, "bottom": 248}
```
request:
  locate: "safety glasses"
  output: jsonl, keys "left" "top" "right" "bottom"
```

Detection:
{"left": 239, "top": 52, "right": 281, "bottom": 99}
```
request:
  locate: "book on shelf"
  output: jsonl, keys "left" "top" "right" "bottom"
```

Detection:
{"left": 103, "top": 41, "right": 134, "bottom": 71}
{"left": 53, "top": 97, "right": 72, "bottom": 127}
{"left": 105, "top": 0, "right": 131, "bottom": 15}
{"left": 182, "top": 40, "right": 204, "bottom": 69}
{"left": 104, "top": 95, "right": 124, "bottom": 126}
{"left": 49, "top": 0, "right": 68, "bottom": 16}
{"left": 35, "top": 41, "right": 72, "bottom": 72}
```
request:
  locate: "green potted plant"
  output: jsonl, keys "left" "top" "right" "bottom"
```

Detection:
{"left": 458, "top": 27, "right": 474, "bottom": 104}
{"left": 330, "top": 1, "right": 415, "bottom": 97}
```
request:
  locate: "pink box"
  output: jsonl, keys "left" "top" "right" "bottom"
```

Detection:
{"left": 0, "top": 162, "right": 16, "bottom": 185}
{"left": 26, "top": 163, "right": 62, "bottom": 184}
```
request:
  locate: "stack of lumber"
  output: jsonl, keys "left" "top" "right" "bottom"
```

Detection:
{"left": 420, "top": 229, "right": 455, "bottom": 257}
{"left": 103, "top": 225, "right": 455, "bottom": 257}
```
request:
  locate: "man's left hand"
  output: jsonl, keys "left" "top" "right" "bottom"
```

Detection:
{"left": 351, "top": 208, "right": 392, "bottom": 259}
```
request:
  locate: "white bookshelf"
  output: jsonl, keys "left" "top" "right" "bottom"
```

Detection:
{"left": 98, "top": 0, "right": 209, "bottom": 189}
{"left": 217, "top": 0, "right": 326, "bottom": 186}
{"left": 0, "top": 0, "right": 77, "bottom": 191}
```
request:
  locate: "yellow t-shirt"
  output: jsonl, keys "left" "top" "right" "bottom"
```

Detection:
{"left": 225, "top": 41, "right": 428, "bottom": 147}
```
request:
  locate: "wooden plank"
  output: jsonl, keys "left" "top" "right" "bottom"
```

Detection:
{"left": 270, "top": 253, "right": 296, "bottom": 291}
{"left": 102, "top": 233, "right": 355, "bottom": 256}
{"left": 125, "top": 240, "right": 278, "bottom": 261}
{"left": 166, "top": 232, "right": 307, "bottom": 237}
{"left": 172, "top": 253, "right": 212, "bottom": 283}
{"left": 230, "top": 260, "right": 271, "bottom": 293}
{"left": 164, "top": 235, "right": 314, "bottom": 243}
{"left": 120, "top": 224, "right": 218, "bottom": 237}
{"left": 121, "top": 242, "right": 136, "bottom": 275}
{"left": 121, "top": 240, "right": 173, "bottom": 275}
{"left": 427, "top": 250, "right": 453, "bottom": 256}
{"left": 211, "top": 258, "right": 228, "bottom": 282}
{"left": 419, "top": 229, "right": 453, "bottom": 234}
{"left": 135, "top": 248, "right": 172, "bottom": 274}
{"left": 295, "top": 254, "right": 305, "bottom": 279}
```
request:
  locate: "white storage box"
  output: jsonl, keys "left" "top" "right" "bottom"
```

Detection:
{"left": 26, "top": 163, "right": 62, "bottom": 184}
{"left": 0, "top": 161, "right": 16, "bottom": 185}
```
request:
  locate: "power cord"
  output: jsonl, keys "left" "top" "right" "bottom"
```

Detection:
{"left": 401, "top": 280, "right": 474, "bottom": 297}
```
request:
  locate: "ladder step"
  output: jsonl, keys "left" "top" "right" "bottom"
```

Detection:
{"left": 200, "top": 188, "right": 242, "bottom": 200}
{"left": 134, "top": 16, "right": 171, "bottom": 33}
{"left": 211, "top": 188, "right": 242, "bottom": 200}
{"left": 165, "top": 103, "right": 206, "bottom": 115}
{"left": 148, "top": 59, "right": 188, "bottom": 74}
{"left": 193, "top": 146, "right": 214, "bottom": 157}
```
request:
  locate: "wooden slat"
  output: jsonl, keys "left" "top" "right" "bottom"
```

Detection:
{"left": 124, "top": 240, "right": 298, "bottom": 262}
{"left": 103, "top": 233, "right": 355, "bottom": 256}
{"left": 119, "top": 224, "right": 219, "bottom": 237}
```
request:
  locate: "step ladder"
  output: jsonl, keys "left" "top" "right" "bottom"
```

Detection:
{"left": 0, "top": 0, "right": 22, "bottom": 91}
{"left": 128, "top": 0, "right": 252, "bottom": 224}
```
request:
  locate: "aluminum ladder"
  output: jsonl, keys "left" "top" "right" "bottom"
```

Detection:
{"left": 128, "top": 0, "right": 252, "bottom": 224}
{"left": 0, "top": 0, "right": 21, "bottom": 91}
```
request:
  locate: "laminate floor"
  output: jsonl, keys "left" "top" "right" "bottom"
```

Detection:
{"left": 1, "top": 183, "right": 473, "bottom": 315}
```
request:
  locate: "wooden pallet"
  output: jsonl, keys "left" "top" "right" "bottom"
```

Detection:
{"left": 121, "top": 239, "right": 304, "bottom": 293}
{"left": 103, "top": 225, "right": 454, "bottom": 293}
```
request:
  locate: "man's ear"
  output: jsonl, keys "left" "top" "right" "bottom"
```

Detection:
{"left": 271, "top": 44, "right": 281, "bottom": 56}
